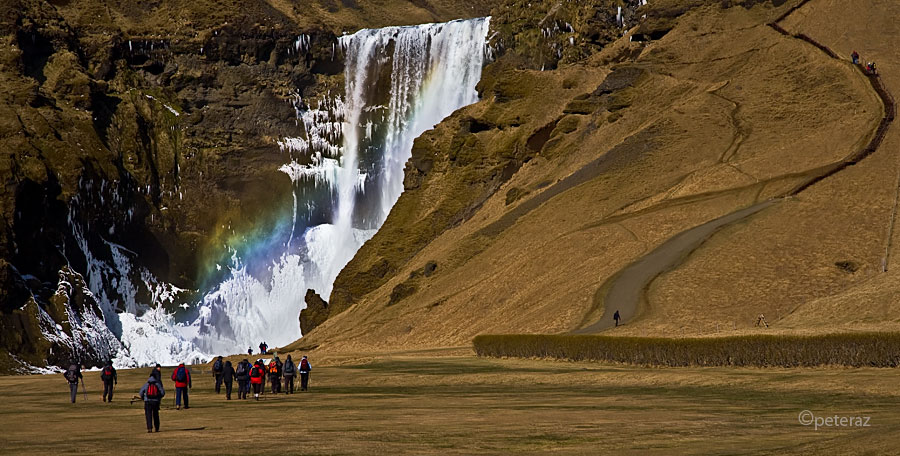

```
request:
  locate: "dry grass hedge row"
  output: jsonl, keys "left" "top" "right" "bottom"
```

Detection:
{"left": 472, "top": 333, "right": 900, "bottom": 367}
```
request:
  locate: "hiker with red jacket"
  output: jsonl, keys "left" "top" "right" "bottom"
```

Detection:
{"left": 171, "top": 363, "right": 192, "bottom": 410}
{"left": 299, "top": 355, "right": 311, "bottom": 391}
{"left": 100, "top": 360, "right": 117, "bottom": 402}
{"left": 250, "top": 359, "right": 266, "bottom": 400}
{"left": 139, "top": 372, "right": 166, "bottom": 433}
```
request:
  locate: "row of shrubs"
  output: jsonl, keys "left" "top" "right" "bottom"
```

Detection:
{"left": 472, "top": 333, "right": 900, "bottom": 367}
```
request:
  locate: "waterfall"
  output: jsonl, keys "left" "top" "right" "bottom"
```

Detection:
{"left": 183, "top": 17, "right": 491, "bottom": 357}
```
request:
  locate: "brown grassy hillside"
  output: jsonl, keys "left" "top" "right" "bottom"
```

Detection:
{"left": 296, "top": 0, "right": 889, "bottom": 353}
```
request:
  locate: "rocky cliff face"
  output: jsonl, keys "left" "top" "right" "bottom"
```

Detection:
{"left": 0, "top": 0, "right": 494, "bottom": 371}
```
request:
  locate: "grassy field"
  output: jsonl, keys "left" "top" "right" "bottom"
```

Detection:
{"left": 1, "top": 350, "right": 898, "bottom": 454}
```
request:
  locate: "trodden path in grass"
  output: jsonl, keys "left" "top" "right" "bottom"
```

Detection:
{"left": 577, "top": 0, "right": 895, "bottom": 334}
{"left": 2, "top": 353, "right": 900, "bottom": 455}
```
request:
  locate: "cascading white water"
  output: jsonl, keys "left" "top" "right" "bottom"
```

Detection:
{"left": 73, "top": 17, "right": 490, "bottom": 366}
{"left": 186, "top": 17, "right": 491, "bottom": 357}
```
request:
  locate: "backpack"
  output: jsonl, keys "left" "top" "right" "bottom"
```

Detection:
{"left": 236, "top": 362, "right": 248, "bottom": 377}
{"left": 300, "top": 359, "right": 310, "bottom": 372}
{"left": 268, "top": 361, "right": 278, "bottom": 374}
{"left": 175, "top": 366, "right": 187, "bottom": 383}
{"left": 101, "top": 366, "right": 113, "bottom": 381}
{"left": 213, "top": 359, "right": 223, "bottom": 373}
{"left": 283, "top": 361, "right": 295, "bottom": 374}
{"left": 65, "top": 364, "right": 78, "bottom": 382}
{"left": 251, "top": 366, "right": 263, "bottom": 378}
{"left": 146, "top": 382, "right": 161, "bottom": 399}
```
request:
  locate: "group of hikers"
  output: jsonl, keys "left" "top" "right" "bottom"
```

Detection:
{"left": 850, "top": 51, "right": 877, "bottom": 75}
{"left": 62, "top": 351, "right": 312, "bottom": 433}
{"left": 211, "top": 354, "right": 312, "bottom": 400}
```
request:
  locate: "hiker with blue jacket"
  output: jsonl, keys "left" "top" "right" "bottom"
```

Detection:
{"left": 282, "top": 354, "right": 296, "bottom": 394}
{"left": 171, "top": 362, "right": 192, "bottom": 410}
{"left": 212, "top": 356, "right": 224, "bottom": 394}
{"left": 139, "top": 373, "right": 166, "bottom": 433}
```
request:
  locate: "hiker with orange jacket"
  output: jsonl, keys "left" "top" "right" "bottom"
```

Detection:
{"left": 268, "top": 356, "right": 283, "bottom": 394}
{"left": 250, "top": 359, "right": 266, "bottom": 400}
{"left": 171, "top": 363, "right": 192, "bottom": 410}
{"left": 100, "top": 360, "right": 117, "bottom": 402}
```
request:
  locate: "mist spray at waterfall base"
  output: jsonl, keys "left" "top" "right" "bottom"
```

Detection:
{"left": 101, "top": 18, "right": 490, "bottom": 366}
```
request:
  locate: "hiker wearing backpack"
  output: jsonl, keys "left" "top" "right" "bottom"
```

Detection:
{"left": 222, "top": 360, "right": 236, "bottom": 400}
{"left": 139, "top": 372, "right": 166, "bottom": 433}
{"left": 299, "top": 355, "right": 311, "bottom": 391}
{"left": 212, "top": 356, "right": 224, "bottom": 394}
{"left": 63, "top": 361, "right": 83, "bottom": 403}
{"left": 268, "top": 356, "right": 283, "bottom": 394}
{"left": 171, "top": 363, "right": 192, "bottom": 410}
{"left": 282, "top": 354, "right": 296, "bottom": 394}
{"left": 100, "top": 360, "right": 118, "bottom": 402}
{"left": 250, "top": 360, "right": 266, "bottom": 400}
{"left": 235, "top": 359, "right": 251, "bottom": 399}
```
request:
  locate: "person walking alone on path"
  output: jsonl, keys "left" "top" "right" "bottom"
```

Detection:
{"left": 64, "top": 361, "right": 83, "bottom": 403}
{"left": 613, "top": 310, "right": 621, "bottom": 327}
{"left": 171, "top": 362, "right": 192, "bottom": 409}
{"left": 222, "top": 360, "right": 236, "bottom": 400}
{"left": 851, "top": 50, "right": 860, "bottom": 64}
{"left": 138, "top": 372, "right": 166, "bottom": 433}
{"left": 235, "top": 359, "right": 251, "bottom": 400}
{"left": 299, "top": 355, "right": 311, "bottom": 391}
{"left": 282, "top": 354, "right": 296, "bottom": 394}
{"left": 212, "top": 356, "right": 224, "bottom": 394}
{"left": 151, "top": 363, "right": 162, "bottom": 382}
{"left": 100, "top": 360, "right": 117, "bottom": 402}
{"left": 250, "top": 360, "right": 266, "bottom": 400}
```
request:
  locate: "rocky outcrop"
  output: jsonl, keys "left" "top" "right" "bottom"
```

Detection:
{"left": 299, "top": 289, "right": 329, "bottom": 335}
{"left": 0, "top": 267, "right": 120, "bottom": 373}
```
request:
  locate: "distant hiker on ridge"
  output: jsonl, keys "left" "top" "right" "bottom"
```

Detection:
{"left": 236, "top": 358, "right": 251, "bottom": 400}
{"left": 282, "top": 354, "right": 296, "bottom": 394}
{"left": 64, "top": 360, "right": 83, "bottom": 403}
{"left": 248, "top": 347, "right": 253, "bottom": 356}
{"left": 250, "top": 359, "right": 266, "bottom": 400}
{"left": 100, "top": 360, "right": 118, "bottom": 402}
{"left": 212, "top": 356, "right": 224, "bottom": 394}
{"left": 259, "top": 341, "right": 268, "bottom": 354}
{"left": 613, "top": 310, "right": 621, "bottom": 327}
{"left": 171, "top": 362, "right": 192, "bottom": 410}
{"left": 851, "top": 50, "right": 859, "bottom": 64}
{"left": 299, "top": 355, "right": 311, "bottom": 392}
{"left": 139, "top": 371, "right": 166, "bottom": 433}
{"left": 222, "top": 360, "right": 236, "bottom": 400}
{"left": 151, "top": 363, "right": 162, "bottom": 381}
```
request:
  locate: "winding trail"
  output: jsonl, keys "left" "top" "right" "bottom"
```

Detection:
{"left": 576, "top": 0, "right": 895, "bottom": 333}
